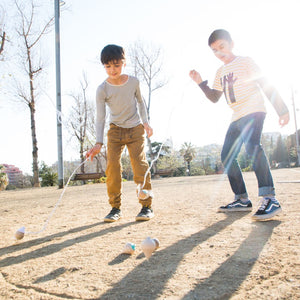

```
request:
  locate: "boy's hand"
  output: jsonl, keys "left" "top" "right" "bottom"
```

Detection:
{"left": 86, "top": 144, "right": 102, "bottom": 161}
{"left": 189, "top": 70, "right": 203, "bottom": 85}
{"left": 143, "top": 123, "right": 153, "bottom": 138}
{"left": 279, "top": 112, "right": 290, "bottom": 127}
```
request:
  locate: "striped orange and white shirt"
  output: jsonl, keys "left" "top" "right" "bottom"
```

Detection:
{"left": 213, "top": 56, "right": 266, "bottom": 122}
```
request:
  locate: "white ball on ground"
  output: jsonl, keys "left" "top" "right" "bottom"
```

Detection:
{"left": 15, "top": 226, "right": 25, "bottom": 240}
{"left": 122, "top": 242, "right": 136, "bottom": 254}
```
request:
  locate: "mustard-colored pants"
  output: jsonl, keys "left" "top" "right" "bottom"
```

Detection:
{"left": 106, "top": 123, "right": 152, "bottom": 209}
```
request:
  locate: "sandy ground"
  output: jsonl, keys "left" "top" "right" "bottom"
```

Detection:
{"left": 0, "top": 168, "right": 299, "bottom": 300}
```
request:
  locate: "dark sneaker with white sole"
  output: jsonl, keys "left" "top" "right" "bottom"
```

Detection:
{"left": 218, "top": 199, "right": 252, "bottom": 212}
{"left": 104, "top": 207, "right": 122, "bottom": 223}
{"left": 136, "top": 206, "right": 154, "bottom": 221}
{"left": 252, "top": 197, "right": 282, "bottom": 221}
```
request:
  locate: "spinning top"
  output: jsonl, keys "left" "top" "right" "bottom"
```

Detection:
{"left": 136, "top": 184, "right": 149, "bottom": 200}
{"left": 153, "top": 238, "right": 160, "bottom": 250}
{"left": 122, "top": 242, "right": 136, "bottom": 255}
{"left": 141, "top": 237, "right": 158, "bottom": 259}
{"left": 15, "top": 226, "right": 25, "bottom": 240}
{"left": 138, "top": 189, "right": 149, "bottom": 200}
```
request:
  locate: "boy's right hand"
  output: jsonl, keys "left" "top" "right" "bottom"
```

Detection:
{"left": 86, "top": 144, "right": 102, "bottom": 161}
{"left": 279, "top": 112, "right": 290, "bottom": 127}
{"left": 189, "top": 70, "right": 203, "bottom": 85}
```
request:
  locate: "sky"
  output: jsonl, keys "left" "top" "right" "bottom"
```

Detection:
{"left": 0, "top": 0, "right": 299, "bottom": 175}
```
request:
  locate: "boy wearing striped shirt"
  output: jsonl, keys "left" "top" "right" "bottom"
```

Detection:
{"left": 189, "top": 29, "right": 290, "bottom": 221}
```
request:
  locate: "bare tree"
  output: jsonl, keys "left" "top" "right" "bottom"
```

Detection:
{"left": 69, "top": 73, "right": 92, "bottom": 174}
{"left": 0, "top": 4, "right": 6, "bottom": 58}
{"left": 128, "top": 40, "right": 167, "bottom": 173}
{"left": 85, "top": 105, "right": 107, "bottom": 175}
{"left": 14, "top": 0, "right": 54, "bottom": 187}
{"left": 128, "top": 39, "right": 167, "bottom": 118}
{"left": 0, "top": 30, "right": 5, "bottom": 57}
{"left": 68, "top": 73, "right": 107, "bottom": 176}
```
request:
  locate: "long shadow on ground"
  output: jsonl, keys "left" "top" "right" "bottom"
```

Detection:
{"left": 0, "top": 221, "right": 104, "bottom": 257}
{"left": 98, "top": 213, "right": 252, "bottom": 299}
{"left": 1, "top": 215, "right": 279, "bottom": 300}
{"left": 0, "top": 221, "right": 139, "bottom": 268}
{"left": 182, "top": 220, "right": 280, "bottom": 299}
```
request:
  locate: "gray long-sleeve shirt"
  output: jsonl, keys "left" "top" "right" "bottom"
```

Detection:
{"left": 95, "top": 75, "right": 148, "bottom": 143}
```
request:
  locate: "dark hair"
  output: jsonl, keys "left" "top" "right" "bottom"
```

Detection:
{"left": 100, "top": 44, "right": 125, "bottom": 64}
{"left": 208, "top": 29, "right": 232, "bottom": 46}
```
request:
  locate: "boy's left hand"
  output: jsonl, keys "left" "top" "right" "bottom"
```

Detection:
{"left": 143, "top": 123, "right": 153, "bottom": 137}
{"left": 279, "top": 112, "right": 290, "bottom": 127}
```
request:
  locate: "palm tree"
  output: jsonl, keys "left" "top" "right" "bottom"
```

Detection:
{"left": 180, "top": 142, "right": 196, "bottom": 175}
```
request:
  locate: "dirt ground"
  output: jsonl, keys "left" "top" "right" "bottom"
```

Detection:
{"left": 0, "top": 168, "right": 299, "bottom": 299}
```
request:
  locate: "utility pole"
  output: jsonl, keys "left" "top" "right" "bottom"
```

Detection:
{"left": 54, "top": 0, "right": 64, "bottom": 188}
{"left": 291, "top": 87, "right": 300, "bottom": 166}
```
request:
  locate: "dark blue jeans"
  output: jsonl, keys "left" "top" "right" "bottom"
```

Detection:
{"left": 221, "top": 112, "right": 275, "bottom": 200}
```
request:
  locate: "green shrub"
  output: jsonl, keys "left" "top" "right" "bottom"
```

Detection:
{"left": 39, "top": 161, "right": 58, "bottom": 187}
{"left": 6, "top": 184, "right": 17, "bottom": 190}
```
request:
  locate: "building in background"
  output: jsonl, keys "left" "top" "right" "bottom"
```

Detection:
{"left": 2, "top": 164, "right": 23, "bottom": 186}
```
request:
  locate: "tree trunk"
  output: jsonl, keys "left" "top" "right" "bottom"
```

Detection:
{"left": 95, "top": 155, "right": 105, "bottom": 174}
{"left": 28, "top": 48, "right": 40, "bottom": 187}
{"left": 80, "top": 141, "right": 87, "bottom": 184}
{"left": 80, "top": 141, "right": 85, "bottom": 173}
{"left": 0, "top": 31, "right": 5, "bottom": 56}
{"left": 146, "top": 136, "right": 157, "bottom": 174}
{"left": 30, "top": 104, "right": 40, "bottom": 187}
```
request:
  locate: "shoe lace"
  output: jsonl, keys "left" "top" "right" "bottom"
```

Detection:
{"left": 110, "top": 207, "right": 120, "bottom": 214}
{"left": 231, "top": 199, "right": 243, "bottom": 205}
{"left": 140, "top": 206, "right": 150, "bottom": 214}
{"left": 257, "top": 197, "right": 270, "bottom": 211}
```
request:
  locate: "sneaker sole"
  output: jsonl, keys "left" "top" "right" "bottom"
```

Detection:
{"left": 251, "top": 207, "right": 282, "bottom": 221}
{"left": 104, "top": 218, "right": 118, "bottom": 223}
{"left": 135, "top": 214, "right": 154, "bottom": 221}
{"left": 218, "top": 207, "right": 252, "bottom": 212}
{"left": 104, "top": 216, "right": 121, "bottom": 223}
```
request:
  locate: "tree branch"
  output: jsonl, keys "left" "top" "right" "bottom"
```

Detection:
{"left": 0, "top": 31, "right": 5, "bottom": 55}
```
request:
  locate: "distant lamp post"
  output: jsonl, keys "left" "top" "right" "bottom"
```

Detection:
{"left": 54, "top": 0, "right": 65, "bottom": 188}
{"left": 291, "top": 87, "right": 300, "bottom": 166}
